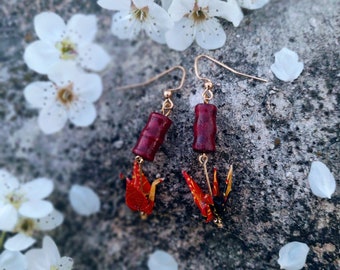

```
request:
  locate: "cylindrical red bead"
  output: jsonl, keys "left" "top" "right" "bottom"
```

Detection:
{"left": 132, "top": 112, "right": 172, "bottom": 161}
{"left": 193, "top": 103, "right": 217, "bottom": 153}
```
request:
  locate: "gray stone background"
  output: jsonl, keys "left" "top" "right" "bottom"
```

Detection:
{"left": 0, "top": 0, "right": 339, "bottom": 269}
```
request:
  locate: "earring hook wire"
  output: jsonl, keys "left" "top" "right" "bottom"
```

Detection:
{"left": 194, "top": 54, "right": 268, "bottom": 83}
{"left": 116, "top": 65, "right": 186, "bottom": 95}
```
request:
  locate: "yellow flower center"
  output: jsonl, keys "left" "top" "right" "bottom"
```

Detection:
{"left": 57, "top": 83, "right": 75, "bottom": 105}
{"left": 55, "top": 38, "right": 78, "bottom": 60}
{"left": 15, "top": 218, "right": 35, "bottom": 235}
{"left": 189, "top": 3, "right": 209, "bottom": 23}
{"left": 132, "top": 5, "right": 149, "bottom": 22}
{"left": 6, "top": 192, "right": 25, "bottom": 209}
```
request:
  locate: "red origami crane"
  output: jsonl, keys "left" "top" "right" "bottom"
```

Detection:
{"left": 125, "top": 160, "right": 163, "bottom": 219}
{"left": 182, "top": 166, "right": 233, "bottom": 227}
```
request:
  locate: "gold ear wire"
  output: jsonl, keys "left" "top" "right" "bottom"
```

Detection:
{"left": 194, "top": 54, "right": 268, "bottom": 84}
{"left": 117, "top": 66, "right": 186, "bottom": 116}
{"left": 116, "top": 65, "right": 186, "bottom": 97}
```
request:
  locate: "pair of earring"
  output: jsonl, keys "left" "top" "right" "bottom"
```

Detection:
{"left": 118, "top": 55, "right": 267, "bottom": 226}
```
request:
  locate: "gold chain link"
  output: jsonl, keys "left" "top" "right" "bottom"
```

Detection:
{"left": 202, "top": 81, "right": 214, "bottom": 104}
{"left": 161, "top": 98, "right": 174, "bottom": 116}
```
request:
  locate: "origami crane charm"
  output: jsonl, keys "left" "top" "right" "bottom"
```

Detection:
{"left": 182, "top": 165, "right": 233, "bottom": 227}
{"left": 125, "top": 159, "right": 163, "bottom": 219}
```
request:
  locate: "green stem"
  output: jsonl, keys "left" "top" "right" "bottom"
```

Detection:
{"left": 0, "top": 231, "right": 6, "bottom": 250}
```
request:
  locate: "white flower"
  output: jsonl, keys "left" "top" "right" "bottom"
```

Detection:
{"left": 270, "top": 47, "right": 304, "bottom": 82}
{"left": 25, "top": 236, "right": 73, "bottom": 270}
{"left": 0, "top": 250, "right": 27, "bottom": 270}
{"left": 0, "top": 169, "right": 54, "bottom": 231}
{"left": 277, "top": 241, "right": 309, "bottom": 270}
{"left": 147, "top": 250, "right": 178, "bottom": 270}
{"left": 97, "top": 0, "right": 173, "bottom": 44}
{"left": 24, "top": 62, "right": 103, "bottom": 134}
{"left": 24, "top": 12, "right": 110, "bottom": 74}
{"left": 165, "top": 0, "right": 243, "bottom": 51}
{"left": 4, "top": 210, "right": 64, "bottom": 251}
{"left": 308, "top": 161, "right": 336, "bottom": 199}
{"left": 237, "top": 0, "right": 269, "bottom": 10}
{"left": 69, "top": 184, "right": 100, "bottom": 216}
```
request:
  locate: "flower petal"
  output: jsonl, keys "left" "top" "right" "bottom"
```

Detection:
{"left": 161, "top": 0, "right": 172, "bottom": 10}
{"left": 21, "top": 178, "right": 54, "bottom": 200}
{"left": 38, "top": 102, "right": 68, "bottom": 134}
{"left": 47, "top": 61, "right": 79, "bottom": 87}
{"left": 0, "top": 250, "right": 27, "bottom": 270}
{"left": 24, "top": 82, "right": 56, "bottom": 109}
{"left": 58, "top": 257, "right": 74, "bottom": 270}
{"left": 196, "top": 18, "right": 226, "bottom": 50}
{"left": 209, "top": 0, "right": 244, "bottom": 27}
{"left": 19, "top": 200, "right": 53, "bottom": 219}
{"left": 35, "top": 209, "right": 64, "bottom": 231}
{"left": 133, "top": 0, "right": 155, "bottom": 8}
{"left": 147, "top": 250, "right": 178, "bottom": 270}
{"left": 69, "top": 184, "right": 100, "bottom": 216}
{"left": 308, "top": 161, "right": 336, "bottom": 199}
{"left": 25, "top": 248, "right": 50, "bottom": 270}
{"left": 42, "top": 236, "right": 60, "bottom": 266}
{"left": 4, "top": 233, "right": 36, "bottom": 251}
{"left": 165, "top": 18, "right": 195, "bottom": 51}
{"left": 24, "top": 41, "right": 60, "bottom": 74}
{"left": 277, "top": 242, "right": 309, "bottom": 270}
{"left": 78, "top": 43, "right": 111, "bottom": 72}
{"left": 144, "top": 3, "right": 173, "bottom": 44}
{"left": 66, "top": 14, "right": 97, "bottom": 44}
{"left": 0, "top": 205, "right": 18, "bottom": 231}
{"left": 270, "top": 48, "right": 304, "bottom": 82}
{"left": 0, "top": 169, "right": 19, "bottom": 196}
{"left": 168, "top": 0, "right": 195, "bottom": 21}
{"left": 34, "top": 12, "right": 66, "bottom": 44}
{"left": 73, "top": 73, "right": 103, "bottom": 103}
{"left": 97, "top": 0, "right": 131, "bottom": 10}
{"left": 111, "top": 11, "right": 142, "bottom": 40}
{"left": 68, "top": 101, "right": 97, "bottom": 127}
{"left": 237, "top": 0, "right": 270, "bottom": 10}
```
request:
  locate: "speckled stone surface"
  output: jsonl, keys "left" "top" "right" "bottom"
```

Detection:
{"left": 0, "top": 0, "right": 339, "bottom": 269}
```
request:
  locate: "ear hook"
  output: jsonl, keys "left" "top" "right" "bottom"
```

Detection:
{"left": 194, "top": 55, "right": 268, "bottom": 84}
{"left": 116, "top": 65, "right": 186, "bottom": 98}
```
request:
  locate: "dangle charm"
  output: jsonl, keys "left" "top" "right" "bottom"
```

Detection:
{"left": 182, "top": 55, "right": 267, "bottom": 227}
{"left": 118, "top": 66, "right": 186, "bottom": 219}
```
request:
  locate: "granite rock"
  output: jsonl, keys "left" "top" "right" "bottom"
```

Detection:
{"left": 0, "top": 0, "right": 339, "bottom": 269}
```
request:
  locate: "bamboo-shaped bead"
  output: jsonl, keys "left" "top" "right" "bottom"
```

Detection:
{"left": 193, "top": 103, "right": 217, "bottom": 153}
{"left": 132, "top": 112, "right": 172, "bottom": 161}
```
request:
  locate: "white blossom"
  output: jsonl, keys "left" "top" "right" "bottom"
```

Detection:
{"left": 24, "top": 62, "right": 103, "bottom": 134}
{"left": 25, "top": 236, "right": 73, "bottom": 270}
{"left": 277, "top": 242, "right": 309, "bottom": 270}
{"left": 308, "top": 161, "right": 336, "bottom": 199}
{"left": 147, "top": 250, "right": 178, "bottom": 270}
{"left": 97, "top": 0, "right": 173, "bottom": 44}
{"left": 270, "top": 47, "right": 304, "bottom": 82}
{"left": 24, "top": 12, "right": 110, "bottom": 74}
{"left": 0, "top": 250, "right": 27, "bottom": 270}
{"left": 237, "top": 0, "right": 269, "bottom": 10}
{"left": 69, "top": 184, "right": 100, "bottom": 216}
{"left": 4, "top": 210, "right": 64, "bottom": 251}
{"left": 165, "top": 0, "right": 243, "bottom": 51}
{"left": 0, "top": 169, "right": 54, "bottom": 231}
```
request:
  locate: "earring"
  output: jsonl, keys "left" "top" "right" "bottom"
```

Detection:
{"left": 118, "top": 66, "right": 186, "bottom": 219}
{"left": 182, "top": 55, "right": 267, "bottom": 227}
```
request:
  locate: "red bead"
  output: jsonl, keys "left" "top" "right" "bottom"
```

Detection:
{"left": 132, "top": 112, "right": 172, "bottom": 161}
{"left": 193, "top": 103, "right": 217, "bottom": 153}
